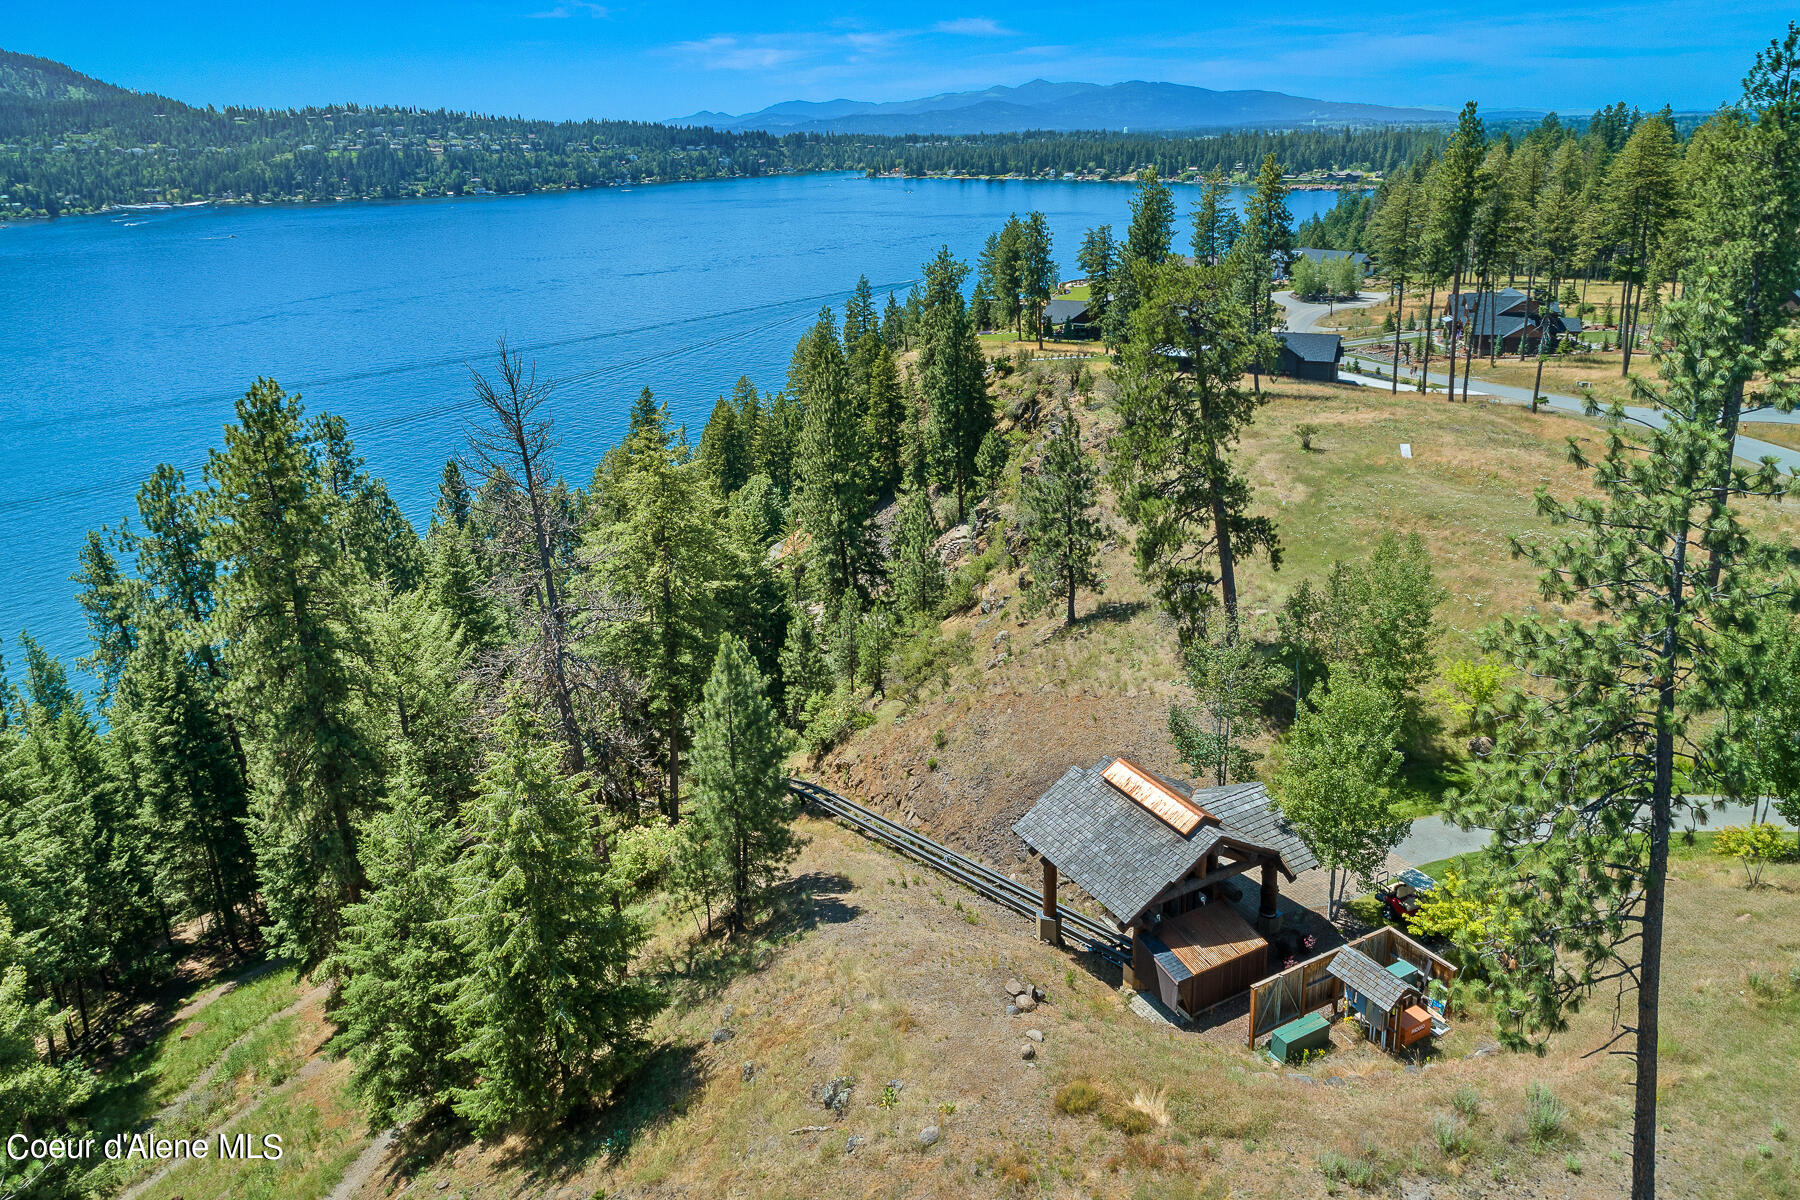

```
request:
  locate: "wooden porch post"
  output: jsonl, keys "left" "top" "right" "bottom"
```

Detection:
{"left": 1037, "top": 858, "right": 1062, "bottom": 946}
{"left": 1256, "top": 861, "right": 1280, "bottom": 936}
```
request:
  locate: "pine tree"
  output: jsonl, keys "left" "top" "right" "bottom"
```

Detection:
{"left": 72, "top": 528, "right": 142, "bottom": 702}
{"left": 1427, "top": 103, "right": 1486, "bottom": 398}
{"left": 1018, "top": 402, "right": 1106, "bottom": 623}
{"left": 1367, "top": 163, "right": 1429, "bottom": 394}
{"left": 887, "top": 489, "right": 945, "bottom": 619}
{"left": 367, "top": 588, "right": 479, "bottom": 814}
{"left": 860, "top": 337, "right": 904, "bottom": 497}
{"left": 776, "top": 599, "right": 827, "bottom": 725}
{"left": 1076, "top": 223, "right": 1117, "bottom": 333}
{"left": 1452, "top": 256, "right": 1795, "bottom": 1200}
{"left": 329, "top": 752, "right": 469, "bottom": 1126}
{"left": 917, "top": 246, "right": 992, "bottom": 524}
{"left": 1108, "top": 260, "right": 1280, "bottom": 641}
{"left": 118, "top": 618, "right": 254, "bottom": 954}
{"left": 0, "top": 909, "right": 89, "bottom": 1141}
{"left": 1125, "top": 165, "right": 1175, "bottom": 264}
{"left": 206, "top": 378, "right": 380, "bottom": 962}
{"left": 1019, "top": 211, "right": 1056, "bottom": 347}
{"left": 1189, "top": 167, "right": 1240, "bottom": 264}
{"left": 588, "top": 406, "right": 732, "bottom": 820}
{"left": 792, "top": 309, "right": 874, "bottom": 602}
{"left": 687, "top": 636, "right": 798, "bottom": 934}
{"left": 843, "top": 274, "right": 877, "bottom": 345}
{"left": 450, "top": 695, "right": 661, "bottom": 1134}
{"left": 1227, "top": 153, "right": 1294, "bottom": 389}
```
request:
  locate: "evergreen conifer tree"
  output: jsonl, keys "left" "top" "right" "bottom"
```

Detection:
{"left": 1018, "top": 402, "right": 1107, "bottom": 623}
{"left": 450, "top": 694, "right": 661, "bottom": 1135}
{"left": 687, "top": 637, "right": 798, "bottom": 934}
{"left": 888, "top": 489, "right": 945, "bottom": 620}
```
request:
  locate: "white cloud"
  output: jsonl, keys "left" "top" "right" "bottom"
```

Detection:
{"left": 529, "top": 1, "right": 608, "bottom": 18}
{"left": 670, "top": 31, "right": 897, "bottom": 72}
{"left": 933, "top": 18, "right": 1016, "bottom": 37}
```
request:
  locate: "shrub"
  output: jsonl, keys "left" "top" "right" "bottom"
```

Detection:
{"left": 1712, "top": 823, "right": 1796, "bottom": 888}
{"left": 1434, "top": 1114, "right": 1472, "bottom": 1157}
{"left": 1295, "top": 422, "right": 1320, "bottom": 451}
{"left": 1452, "top": 1083, "right": 1481, "bottom": 1120}
{"left": 1317, "top": 1148, "right": 1386, "bottom": 1190}
{"left": 1525, "top": 1082, "right": 1568, "bottom": 1151}
{"left": 799, "top": 687, "right": 871, "bottom": 758}
{"left": 1101, "top": 1100, "right": 1154, "bottom": 1136}
{"left": 1053, "top": 1079, "right": 1103, "bottom": 1116}
{"left": 893, "top": 626, "right": 971, "bottom": 701}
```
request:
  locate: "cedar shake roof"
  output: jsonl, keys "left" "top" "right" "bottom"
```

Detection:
{"left": 1012, "top": 758, "right": 1318, "bottom": 925}
{"left": 1327, "top": 945, "right": 1412, "bottom": 1012}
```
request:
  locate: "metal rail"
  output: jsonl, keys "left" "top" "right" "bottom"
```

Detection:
{"left": 789, "top": 777, "right": 1129, "bottom": 965}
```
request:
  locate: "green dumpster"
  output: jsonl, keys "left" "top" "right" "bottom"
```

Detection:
{"left": 1269, "top": 1013, "right": 1331, "bottom": 1063}
{"left": 1385, "top": 959, "right": 1423, "bottom": 989}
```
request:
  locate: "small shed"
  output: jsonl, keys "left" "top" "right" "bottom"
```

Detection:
{"left": 1327, "top": 945, "right": 1433, "bottom": 1051}
{"left": 1274, "top": 332, "right": 1344, "bottom": 382}
{"left": 1143, "top": 903, "right": 1270, "bottom": 1015}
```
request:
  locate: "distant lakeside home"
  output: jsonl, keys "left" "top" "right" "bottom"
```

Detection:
{"left": 1441, "top": 288, "right": 1582, "bottom": 356}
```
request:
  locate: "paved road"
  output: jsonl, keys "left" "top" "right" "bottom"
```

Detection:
{"left": 1335, "top": 361, "right": 1800, "bottom": 477}
{"left": 1273, "top": 289, "right": 1386, "bottom": 333}
{"left": 1397, "top": 801, "right": 1794, "bottom": 867}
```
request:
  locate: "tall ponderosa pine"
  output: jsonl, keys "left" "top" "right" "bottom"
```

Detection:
{"left": 1109, "top": 260, "right": 1280, "bottom": 641}
{"left": 1018, "top": 211, "right": 1056, "bottom": 346}
{"left": 1227, "top": 153, "right": 1294, "bottom": 389}
{"left": 451, "top": 695, "right": 662, "bottom": 1135}
{"left": 792, "top": 309, "right": 875, "bottom": 602}
{"left": 206, "top": 378, "right": 380, "bottom": 962}
{"left": 1018, "top": 402, "right": 1106, "bottom": 623}
{"left": 1189, "top": 167, "right": 1240, "bottom": 264}
{"left": 686, "top": 636, "right": 798, "bottom": 934}
{"left": 917, "top": 247, "right": 992, "bottom": 524}
{"left": 1076, "top": 223, "right": 1117, "bottom": 334}
{"left": 1367, "top": 162, "right": 1429, "bottom": 393}
{"left": 589, "top": 401, "right": 732, "bottom": 820}
{"left": 1452, "top": 258, "right": 1796, "bottom": 1200}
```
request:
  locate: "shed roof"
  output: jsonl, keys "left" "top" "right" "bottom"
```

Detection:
{"left": 1276, "top": 331, "right": 1344, "bottom": 364}
{"left": 1012, "top": 758, "right": 1317, "bottom": 925}
{"left": 1155, "top": 903, "right": 1267, "bottom": 977}
{"left": 1327, "top": 945, "right": 1411, "bottom": 1012}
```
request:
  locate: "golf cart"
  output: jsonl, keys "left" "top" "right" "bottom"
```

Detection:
{"left": 1376, "top": 868, "right": 1437, "bottom": 925}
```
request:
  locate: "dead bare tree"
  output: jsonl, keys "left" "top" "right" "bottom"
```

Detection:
{"left": 460, "top": 341, "right": 599, "bottom": 776}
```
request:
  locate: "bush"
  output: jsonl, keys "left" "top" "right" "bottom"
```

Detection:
{"left": 1525, "top": 1082, "right": 1568, "bottom": 1151}
{"left": 1452, "top": 1083, "right": 1481, "bottom": 1120}
{"left": 1434, "top": 1114, "right": 1473, "bottom": 1157}
{"left": 1054, "top": 1079, "right": 1103, "bottom": 1116}
{"left": 798, "top": 687, "right": 872, "bottom": 758}
{"left": 1295, "top": 422, "right": 1320, "bottom": 451}
{"left": 893, "top": 627, "right": 972, "bottom": 701}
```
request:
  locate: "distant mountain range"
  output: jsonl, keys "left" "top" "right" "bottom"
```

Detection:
{"left": 671, "top": 79, "right": 1548, "bottom": 135}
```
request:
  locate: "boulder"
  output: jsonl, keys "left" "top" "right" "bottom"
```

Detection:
{"left": 1015, "top": 995, "right": 1037, "bottom": 1013}
{"left": 1469, "top": 735, "right": 1495, "bottom": 757}
{"left": 711, "top": 1027, "right": 734, "bottom": 1044}
{"left": 1025, "top": 1028, "right": 1045, "bottom": 1043}
{"left": 1020, "top": 1043, "right": 1037, "bottom": 1061}
{"left": 933, "top": 525, "right": 973, "bottom": 566}
{"left": 917, "top": 1125, "right": 941, "bottom": 1148}
{"left": 1004, "top": 978, "right": 1024, "bottom": 997}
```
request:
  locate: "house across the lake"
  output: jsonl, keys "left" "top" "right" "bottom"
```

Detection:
{"left": 1443, "top": 288, "right": 1581, "bottom": 355}
{"left": 1013, "top": 757, "right": 1318, "bottom": 1019}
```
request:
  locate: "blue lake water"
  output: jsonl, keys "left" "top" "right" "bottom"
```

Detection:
{"left": 0, "top": 173, "right": 1344, "bottom": 672}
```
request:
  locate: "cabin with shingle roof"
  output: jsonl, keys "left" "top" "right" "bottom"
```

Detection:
{"left": 1442, "top": 288, "right": 1581, "bottom": 355}
{"left": 1013, "top": 757, "right": 1319, "bottom": 1017}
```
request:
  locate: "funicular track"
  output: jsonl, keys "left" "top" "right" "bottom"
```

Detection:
{"left": 788, "top": 777, "right": 1129, "bottom": 965}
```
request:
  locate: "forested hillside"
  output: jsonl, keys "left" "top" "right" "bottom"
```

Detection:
{"left": 2, "top": 23, "right": 1798, "bottom": 1200}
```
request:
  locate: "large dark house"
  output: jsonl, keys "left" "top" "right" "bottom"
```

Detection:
{"left": 1443, "top": 288, "right": 1581, "bottom": 355}
{"left": 1043, "top": 296, "right": 1099, "bottom": 339}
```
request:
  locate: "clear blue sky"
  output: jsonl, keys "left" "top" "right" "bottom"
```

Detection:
{"left": 7, "top": 2, "right": 1793, "bottom": 122}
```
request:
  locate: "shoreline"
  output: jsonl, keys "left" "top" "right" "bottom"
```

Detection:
{"left": 2, "top": 168, "right": 1372, "bottom": 227}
